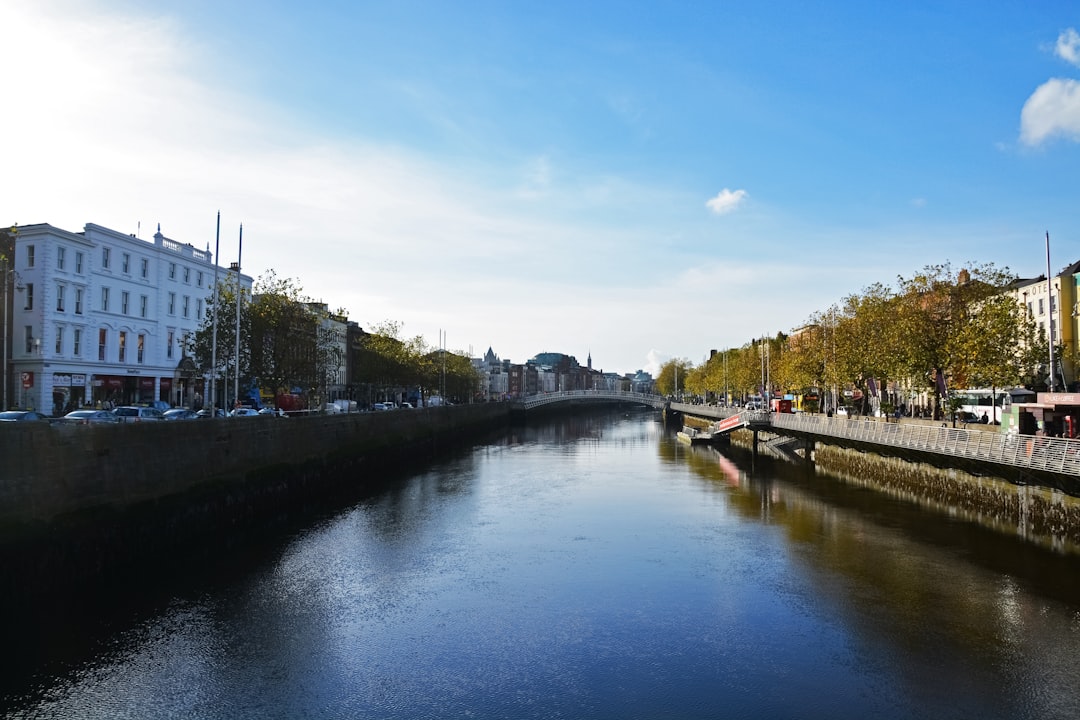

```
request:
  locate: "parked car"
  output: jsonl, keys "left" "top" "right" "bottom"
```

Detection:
{"left": 372, "top": 402, "right": 392, "bottom": 411}
{"left": 60, "top": 409, "right": 120, "bottom": 425}
{"left": 113, "top": 406, "right": 165, "bottom": 423}
{"left": 955, "top": 411, "right": 980, "bottom": 425}
{"left": 196, "top": 408, "right": 227, "bottom": 418}
{"left": 147, "top": 400, "right": 172, "bottom": 411}
{"left": 0, "top": 410, "right": 49, "bottom": 422}
{"left": 230, "top": 407, "right": 260, "bottom": 417}
{"left": 163, "top": 408, "right": 199, "bottom": 421}
{"left": 258, "top": 407, "right": 286, "bottom": 417}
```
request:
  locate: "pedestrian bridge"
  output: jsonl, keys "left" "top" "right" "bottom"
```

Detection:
{"left": 516, "top": 389, "right": 668, "bottom": 410}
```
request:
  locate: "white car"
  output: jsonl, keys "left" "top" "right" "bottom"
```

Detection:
{"left": 113, "top": 406, "right": 165, "bottom": 423}
{"left": 230, "top": 407, "right": 260, "bottom": 417}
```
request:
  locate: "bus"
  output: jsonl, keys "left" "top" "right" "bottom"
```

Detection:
{"left": 951, "top": 387, "right": 1036, "bottom": 424}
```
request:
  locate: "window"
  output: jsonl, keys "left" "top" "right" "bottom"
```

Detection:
{"left": 168, "top": 292, "right": 175, "bottom": 315}
{"left": 169, "top": 262, "right": 176, "bottom": 280}
{"left": 141, "top": 258, "right": 148, "bottom": 278}
{"left": 121, "top": 291, "right": 129, "bottom": 315}
{"left": 183, "top": 267, "right": 190, "bottom": 283}
{"left": 55, "top": 326, "right": 64, "bottom": 355}
{"left": 98, "top": 328, "right": 107, "bottom": 361}
{"left": 122, "top": 253, "right": 130, "bottom": 273}
{"left": 140, "top": 295, "right": 148, "bottom": 318}
{"left": 57, "top": 246, "right": 66, "bottom": 270}
{"left": 75, "top": 288, "right": 83, "bottom": 315}
{"left": 24, "top": 283, "right": 33, "bottom": 310}
{"left": 73, "top": 328, "right": 81, "bottom": 357}
{"left": 196, "top": 298, "right": 203, "bottom": 319}
{"left": 75, "top": 251, "right": 83, "bottom": 274}
{"left": 118, "top": 331, "right": 127, "bottom": 363}
{"left": 197, "top": 271, "right": 203, "bottom": 287}
{"left": 137, "top": 334, "right": 145, "bottom": 364}
{"left": 101, "top": 287, "right": 110, "bottom": 312}
{"left": 167, "top": 330, "right": 174, "bottom": 360}
{"left": 182, "top": 295, "right": 190, "bottom": 318}
{"left": 1039, "top": 298, "right": 1045, "bottom": 315}
{"left": 56, "top": 284, "right": 65, "bottom": 312}
{"left": 24, "top": 326, "right": 33, "bottom": 353}
{"left": 102, "top": 247, "right": 110, "bottom": 269}
{"left": 27, "top": 245, "right": 35, "bottom": 267}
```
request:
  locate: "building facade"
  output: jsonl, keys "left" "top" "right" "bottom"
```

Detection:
{"left": 8, "top": 222, "right": 251, "bottom": 414}
{"left": 1006, "top": 260, "right": 1080, "bottom": 391}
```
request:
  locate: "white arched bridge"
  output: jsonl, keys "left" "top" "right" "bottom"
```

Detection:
{"left": 515, "top": 389, "right": 668, "bottom": 410}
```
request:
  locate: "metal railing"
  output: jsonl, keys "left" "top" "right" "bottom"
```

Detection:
{"left": 759, "top": 412, "right": 1080, "bottom": 477}
{"left": 518, "top": 389, "right": 667, "bottom": 410}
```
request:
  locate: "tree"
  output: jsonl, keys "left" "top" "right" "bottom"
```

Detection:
{"left": 188, "top": 270, "right": 332, "bottom": 406}
{"left": 657, "top": 358, "right": 694, "bottom": 397}
{"left": 187, "top": 272, "right": 251, "bottom": 405}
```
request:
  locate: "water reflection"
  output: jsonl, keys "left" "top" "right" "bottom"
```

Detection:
{"left": 3, "top": 411, "right": 1080, "bottom": 719}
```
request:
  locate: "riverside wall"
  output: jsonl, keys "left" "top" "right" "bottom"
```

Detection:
{"left": 0, "top": 404, "right": 511, "bottom": 588}
{"left": 723, "top": 425, "right": 1080, "bottom": 554}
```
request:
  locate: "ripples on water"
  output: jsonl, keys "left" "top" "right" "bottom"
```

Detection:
{"left": 3, "top": 411, "right": 1080, "bottom": 719}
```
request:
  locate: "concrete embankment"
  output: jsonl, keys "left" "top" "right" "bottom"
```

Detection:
{"left": 724, "top": 425, "right": 1080, "bottom": 554}
{"left": 0, "top": 404, "right": 511, "bottom": 588}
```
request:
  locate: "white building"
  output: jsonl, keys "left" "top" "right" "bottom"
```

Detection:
{"left": 7, "top": 222, "right": 251, "bottom": 414}
{"left": 1005, "top": 260, "right": 1080, "bottom": 390}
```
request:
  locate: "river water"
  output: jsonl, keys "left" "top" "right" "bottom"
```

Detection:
{"left": 3, "top": 410, "right": 1080, "bottom": 719}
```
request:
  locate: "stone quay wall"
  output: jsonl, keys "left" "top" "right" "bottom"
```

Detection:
{"left": 726, "top": 426, "right": 1080, "bottom": 554}
{"left": 0, "top": 404, "right": 511, "bottom": 530}
{"left": 0, "top": 405, "right": 511, "bottom": 589}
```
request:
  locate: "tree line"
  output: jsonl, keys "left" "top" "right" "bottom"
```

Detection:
{"left": 655, "top": 262, "right": 1064, "bottom": 414}
{"left": 188, "top": 271, "right": 480, "bottom": 407}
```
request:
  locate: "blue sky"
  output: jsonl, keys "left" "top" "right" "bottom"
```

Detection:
{"left": 4, "top": 1, "right": 1079, "bottom": 375}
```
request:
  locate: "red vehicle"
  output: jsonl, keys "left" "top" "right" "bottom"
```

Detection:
{"left": 771, "top": 398, "right": 792, "bottom": 414}
{"left": 275, "top": 393, "right": 305, "bottom": 413}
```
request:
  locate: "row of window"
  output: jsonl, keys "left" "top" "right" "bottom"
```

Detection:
{"left": 1026, "top": 297, "right": 1056, "bottom": 317}
{"left": 22, "top": 282, "right": 204, "bottom": 320}
{"left": 26, "top": 244, "right": 206, "bottom": 287}
{"left": 27, "top": 325, "right": 184, "bottom": 364}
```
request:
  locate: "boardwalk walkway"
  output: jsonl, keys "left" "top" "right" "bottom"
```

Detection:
{"left": 669, "top": 401, "right": 1080, "bottom": 491}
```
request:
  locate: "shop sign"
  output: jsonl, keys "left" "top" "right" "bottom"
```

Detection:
{"left": 71, "top": 374, "right": 86, "bottom": 387}
{"left": 52, "top": 373, "right": 72, "bottom": 386}
{"left": 20, "top": 372, "right": 34, "bottom": 389}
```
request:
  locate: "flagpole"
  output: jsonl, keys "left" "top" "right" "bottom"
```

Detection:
{"left": 210, "top": 212, "right": 221, "bottom": 415}
{"left": 234, "top": 224, "right": 243, "bottom": 410}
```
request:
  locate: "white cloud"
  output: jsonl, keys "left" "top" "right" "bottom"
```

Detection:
{"left": 1056, "top": 28, "right": 1080, "bottom": 67}
{"left": 705, "top": 188, "right": 748, "bottom": 215}
{"left": 1019, "top": 78, "right": 1080, "bottom": 146}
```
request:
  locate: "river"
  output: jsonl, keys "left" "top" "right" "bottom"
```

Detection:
{"left": 2, "top": 409, "right": 1080, "bottom": 719}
